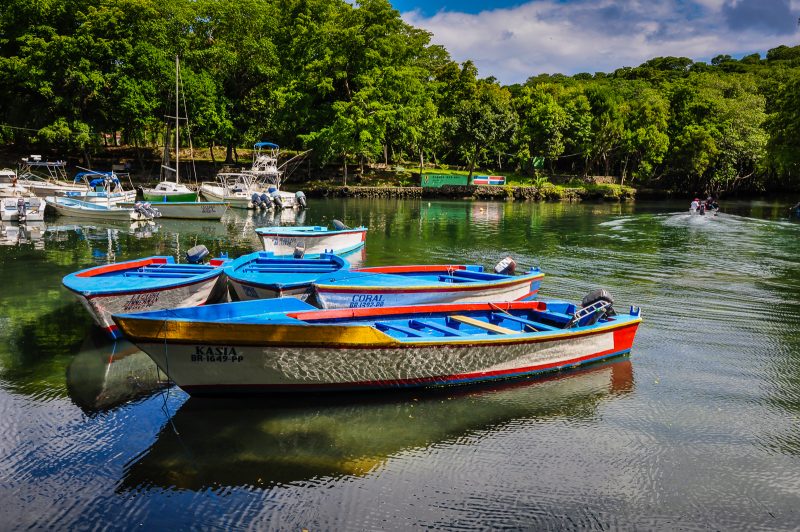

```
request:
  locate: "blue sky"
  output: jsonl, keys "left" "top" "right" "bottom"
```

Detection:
{"left": 390, "top": 0, "right": 800, "bottom": 83}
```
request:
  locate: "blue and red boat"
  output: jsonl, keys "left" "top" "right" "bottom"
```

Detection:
{"left": 112, "top": 293, "right": 642, "bottom": 395}
{"left": 225, "top": 251, "right": 350, "bottom": 301}
{"left": 313, "top": 264, "right": 544, "bottom": 309}
{"left": 63, "top": 248, "right": 230, "bottom": 339}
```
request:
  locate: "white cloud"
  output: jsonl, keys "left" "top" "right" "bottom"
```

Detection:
{"left": 402, "top": 0, "right": 800, "bottom": 84}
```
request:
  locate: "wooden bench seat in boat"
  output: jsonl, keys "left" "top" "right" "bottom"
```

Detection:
{"left": 491, "top": 312, "right": 560, "bottom": 331}
{"left": 408, "top": 319, "right": 467, "bottom": 336}
{"left": 374, "top": 321, "right": 424, "bottom": 337}
{"left": 449, "top": 315, "right": 516, "bottom": 334}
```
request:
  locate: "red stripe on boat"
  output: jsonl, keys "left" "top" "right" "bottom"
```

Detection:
{"left": 75, "top": 257, "right": 167, "bottom": 277}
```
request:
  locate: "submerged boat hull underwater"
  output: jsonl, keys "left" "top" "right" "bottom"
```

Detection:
{"left": 256, "top": 224, "right": 367, "bottom": 257}
{"left": 114, "top": 297, "right": 642, "bottom": 395}
{"left": 315, "top": 264, "right": 544, "bottom": 309}
{"left": 64, "top": 253, "right": 230, "bottom": 339}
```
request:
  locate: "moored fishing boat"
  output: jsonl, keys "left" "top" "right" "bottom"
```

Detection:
{"left": 63, "top": 246, "right": 230, "bottom": 339}
{"left": 256, "top": 222, "right": 367, "bottom": 257}
{"left": 113, "top": 292, "right": 642, "bottom": 395}
{"left": 314, "top": 262, "right": 543, "bottom": 309}
{"left": 64, "top": 172, "right": 137, "bottom": 205}
{"left": 118, "top": 201, "right": 228, "bottom": 220}
{"left": 45, "top": 196, "right": 158, "bottom": 221}
{"left": 226, "top": 251, "right": 349, "bottom": 301}
{"left": 1, "top": 196, "right": 45, "bottom": 222}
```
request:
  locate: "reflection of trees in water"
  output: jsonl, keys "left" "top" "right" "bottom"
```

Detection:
{"left": 0, "top": 302, "right": 92, "bottom": 399}
{"left": 121, "top": 358, "right": 633, "bottom": 492}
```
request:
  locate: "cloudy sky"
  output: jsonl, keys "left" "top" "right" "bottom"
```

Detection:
{"left": 392, "top": 0, "right": 800, "bottom": 83}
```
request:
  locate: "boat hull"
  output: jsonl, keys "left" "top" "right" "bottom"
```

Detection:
{"left": 142, "top": 191, "right": 198, "bottom": 202}
{"left": 258, "top": 228, "right": 367, "bottom": 257}
{"left": 228, "top": 279, "right": 312, "bottom": 301}
{"left": 127, "top": 322, "right": 639, "bottom": 394}
{"left": 47, "top": 198, "right": 139, "bottom": 220}
{"left": 114, "top": 299, "right": 641, "bottom": 395}
{"left": 69, "top": 275, "right": 226, "bottom": 339}
{"left": 1, "top": 197, "right": 45, "bottom": 222}
{"left": 199, "top": 184, "right": 253, "bottom": 209}
{"left": 119, "top": 201, "right": 228, "bottom": 220}
{"left": 315, "top": 274, "right": 540, "bottom": 309}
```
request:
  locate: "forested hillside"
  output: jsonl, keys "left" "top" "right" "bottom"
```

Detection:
{"left": 1, "top": 0, "right": 799, "bottom": 193}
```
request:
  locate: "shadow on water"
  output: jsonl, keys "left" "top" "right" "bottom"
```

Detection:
{"left": 119, "top": 357, "right": 634, "bottom": 492}
{"left": 66, "top": 337, "right": 169, "bottom": 414}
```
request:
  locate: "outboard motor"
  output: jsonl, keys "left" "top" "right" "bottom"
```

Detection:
{"left": 568, "top": 288, "right": 617, "bottom": 328}
{"left": 295, "top": 191, "right": 307, "bottom": 209}
{"left": 260, "top": 193, "right": 271, "bottom": 210}
{"left": 251, "top": 193, "right": 261, "bottom": 209}
{"left": 142, "top": 202, "right": 161, "bottom": 218}
{"left": 133, "top": 202, "right": 147, "bottom": 219}
{"left": 332, "top": 219, "right": 349, "bottom": 230}
{"left": 293, "top": 242, "right": 306, "bottom": 259}
{"left": 186, "top": 244, "right": 209, "bottom": 264}
{"left": 271, "top": 190, "right": 283, "bottom": 209}
{"left": 698, "top": 203, "right": 706, "bottom": 215}
{"left": 16, "top": 198, "right": 26, "bottom": 222}
{"left": 494, "top": 256, "right": 516, "bottom": 275}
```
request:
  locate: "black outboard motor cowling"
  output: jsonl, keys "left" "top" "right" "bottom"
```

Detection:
{"left": 271, "top": 191, "right": 283, "bottom": 209}
{"left": 251, "top": 193, "right": 261, "bottom": 208}
{"left": 16, "top": 198, "right": 26, "bottom": 222}
{"left": 186, "top": 244, "right": 210, "bottom": 264}
{"left": 581, "top": 288, "right": 616, "bottom": 316}
{"left": 293, "top": 242, "right": 306, "bottom": 259}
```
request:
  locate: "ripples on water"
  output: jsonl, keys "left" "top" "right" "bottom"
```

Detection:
{"left": 1, "top": 199, "right": 800, "bottom": 529}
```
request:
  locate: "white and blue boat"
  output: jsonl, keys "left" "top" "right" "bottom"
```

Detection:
{"left": 45, "top": 196, "right": 158, "bottom": 221}
{"left": 256, "top": 222, "right": 367, "bottom": 257}
{"left": 64, "top": 172, "right": 137, "bottom": 205}
{"left": 63, "top": 247, "right": 230, "bottom": 339}
{"left": 225, "top": 251, "right": 349, "bottom": 301}
{"left": 314, "top": 263, "right": 544, "bottom": 309}
{"left": 112, "top": 293, "right": 642, "bottom": 395}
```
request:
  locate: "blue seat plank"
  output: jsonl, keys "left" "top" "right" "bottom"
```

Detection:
{"left": 123, "top": 272, "right": 196, "bottom": 278}
{"left": 491, "top": 312, "right": 560, "bottom": 331}
{"left": 408, "top": 319, "right": 467, "bottom": 336}
{"left": 529, "top": 309, "right": 572, "bottom": 323}
{"left": 436, "top": 275, "right": 474, "bottom": 283}
{"left": 451, "top": 270, "right": 505, "bottom": 281}
{"left": 374, "top": 321, "right": 424, "bottom": 338}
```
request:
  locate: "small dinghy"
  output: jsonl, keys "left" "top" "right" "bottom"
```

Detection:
{"left": 46, "top": 196, "right": 160, "bottom": 221}
{"left": 314, "top": 258, "right": 543, "bottom": 309}
{"left": 1, "top": 196, "right": 45, "bottom": 222}
{"left": 225, "top": 251, "right": 350, "bottom": 301}
{"left": 255, "top": 221, "right": 367, "bottom": 257}
{"left": 112, "top": 289, "right": 642, "bottom": 395}
{"left": 63, "top": 245, "right": 230, "bottom": 339}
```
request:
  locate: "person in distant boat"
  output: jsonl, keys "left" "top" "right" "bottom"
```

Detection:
{"left": 791, "top": 201, "right": 800, "bottom": 216}
{"left": 705, "top": 196, "right": 719, "bottom": 211}
{"left": 690, "top": 198, "right": 700, "bottom": 212}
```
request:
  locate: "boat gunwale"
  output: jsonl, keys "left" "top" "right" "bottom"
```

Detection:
{"left": 255, "top": 225, "right": 367, "bottom": 237}
{"left": 313, "top": 270, "right": 544, "bottom": 293}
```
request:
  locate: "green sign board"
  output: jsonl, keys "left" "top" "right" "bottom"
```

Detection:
{"left": 421, "top": 174, "right": 470, "bottom": 188}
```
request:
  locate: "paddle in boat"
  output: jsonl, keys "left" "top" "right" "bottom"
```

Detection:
{"left": 256, "top": 220, "right": 367, "bottom": 257}
{"left": 112, "top": 289, "right": 642, "bottom": 395}
{"left": 225, "top": 251, "right": 350, "bottom": 301}
{"left": 314, "top": 257, "right": 543, "bottom": 309}
{"left": 63, "top": 245, "right": 230, "bottom": 339}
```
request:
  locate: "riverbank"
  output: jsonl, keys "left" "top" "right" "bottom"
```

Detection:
{"left": 304, "top": 182, "right": 637, "bottom": 201}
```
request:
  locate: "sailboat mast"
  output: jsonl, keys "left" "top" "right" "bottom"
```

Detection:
{"left": 175, "top": 55, "right": 180, "bottom": 184}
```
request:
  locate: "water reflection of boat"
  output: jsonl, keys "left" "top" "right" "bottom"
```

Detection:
{"left": 0, "top": 221, "right": 45, "bottom": 248}
{"left": 120, "top": 358, "right": 633, "bottom": 491}
{"left": 66, "top": 337, "right": 168, "bottom": 412}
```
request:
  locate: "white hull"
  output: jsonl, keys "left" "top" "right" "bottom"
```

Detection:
{"left": 259, "top": 230, "right": 366, "bottom": 256}
{"left": 201, "top": 184, "right": 298, "bottom": 210}
{"left": 316, "top": 279, "right": 534, "bottom": 309}
{"left": 1, "top": 197, "right": 45, "bottom": 222}
{"left": 65, "top": 191, "right": 137, "bottom": 206}
{"left": 27, "top": 182, "right": 85, "bottom": 198}
{"left": 70, "top": 276, "right": 224, "bottom": 337}
{"left": 135, "top": 330, "right": 618, "bottom": 391}
{"left": 119, "top": 201, "right": 227, "bottom": 220}
{"left": 46, "top": 199, "right": 142, "bottom": 221}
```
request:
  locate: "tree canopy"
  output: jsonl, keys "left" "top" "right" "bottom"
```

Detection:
{"left": 1, "top": 0, "right": 799, "bottom": 193}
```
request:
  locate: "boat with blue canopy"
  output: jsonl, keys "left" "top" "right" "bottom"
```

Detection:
{"left": 314, "top": 260, "right": 543, "bottom": 309}
{"left": 64, "top": 171, "right": 137, "bottom": 205}
{"left": 225, "top": 251, "right": 349, "bottom": 301}
{"left": 256, "top": 221, "right": 367, "bottom": 257}
{"left": 63, "top": 245, "right": 230, "bottom": 339}
{"left": 112, "top": 291, "right": 642, "bottom": 395}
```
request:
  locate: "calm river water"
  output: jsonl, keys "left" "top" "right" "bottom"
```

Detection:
{"left": 1, "top": 198, "right": 799, "bottom": 529}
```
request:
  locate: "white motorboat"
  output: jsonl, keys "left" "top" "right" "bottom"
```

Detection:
{"left": 46, "top": 196, "right": 159, "bottom": 221}
{"left": 63, "top": 171, "right": 137, "bottom": 205}
{"left": 0, "top": 196, "right": 45, "bottom": 222}
{"left": 118, "top": 200, "right": 227, "bottom": 220}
